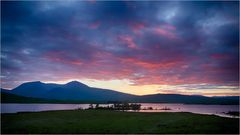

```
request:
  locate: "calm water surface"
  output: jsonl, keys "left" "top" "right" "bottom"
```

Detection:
{"left": 139, "top": 103, "right": 239, "bottom": 118}
{"left": 1, "top": 103, "right": 239, "bottom": 118}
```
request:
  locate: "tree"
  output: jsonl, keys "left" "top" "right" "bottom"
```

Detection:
{"left": 89, "top": 104, "right": 93, "bottom": 109}
{"left": 96, "top": 104, "right": 99, "bottom": 109}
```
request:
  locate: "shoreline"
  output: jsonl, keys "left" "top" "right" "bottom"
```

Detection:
{"left": 2, "top": 110, "right": 239, "bottom": 134}
{"left": 1, "top": 107, "right": 239, "bottom": 119}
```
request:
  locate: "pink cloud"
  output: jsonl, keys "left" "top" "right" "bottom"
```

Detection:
{"left": 154, "top": 27, "right": 178, "bottom": 39}
{"left": 128, "top": 22, "right": 145, "bottom": 35}
{"left": 118, "top": 35, "right": 138, "bottom": 49}
{"left": 40, "top": 48, "right": 237, "bottom": 88}
{"left": 44, "top": 51, "right": 83, "bottom": 66}
{"left": 120, "top": 57, "right": 179, "bottom": 69}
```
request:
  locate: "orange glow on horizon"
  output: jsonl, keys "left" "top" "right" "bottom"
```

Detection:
{"left": 42, "top": 79, "right": 240, "bottom": 97}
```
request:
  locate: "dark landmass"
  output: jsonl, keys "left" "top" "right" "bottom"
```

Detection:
{"left": 1, "top": 81, "right": 135, "bottom": 101}
{"left": 1, "top": 110, "right": 239, "bottom": 134}
{"left": 1, "top": 81, "right": 239, "bottom": 104}
{"left": 225, "top": 111, "right": 240, "bottom": 117}
{"left": 1, "top": 92, "right": 105, "bottom": 104}
{"left": 1, "top": 92, "right": 57, "bottom": 103}
{"left": 134, "top": 94, "right": 239, "bottom": 105}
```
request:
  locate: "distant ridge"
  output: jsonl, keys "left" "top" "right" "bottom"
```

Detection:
{"left": 1, "top": 92, "right": 59, "bottom": 103}
{"left": 1, "top": 81, "right": 135, "bottom": 101}
{"left": 64, "top": 81, "right": 89, "bottom": 88}
{"left": 1, "top": 81, "right": 239, "bottom": 104}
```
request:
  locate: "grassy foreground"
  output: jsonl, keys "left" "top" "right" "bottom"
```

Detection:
{"left": 1, "top": 110, "right": 239, "bottom": 134}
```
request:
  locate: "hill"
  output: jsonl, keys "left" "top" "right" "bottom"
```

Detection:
{"left": 1, "top": 91, "right": 56, "bottom": 103}
{"left": 136, "top": 94, "right": 239, "bottom": 105}
{"left": 1, "top": 81, "right": 137, "bottom": 102}
{"left": 1, "top": 81, "right": 239, "bottom": 104}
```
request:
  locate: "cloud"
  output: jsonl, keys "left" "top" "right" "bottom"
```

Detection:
{"left": 118, "top": 35, "right": 138, "bottom": 49}
{"left": 153, "top": 27, "right": 178, "bottom": 39}
{"left": 1, "top": 1, "right": 239, "bottom": 94}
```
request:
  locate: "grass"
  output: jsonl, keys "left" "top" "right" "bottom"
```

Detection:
{"left": 1, "top": 110, "right": 239, "bottom": 134}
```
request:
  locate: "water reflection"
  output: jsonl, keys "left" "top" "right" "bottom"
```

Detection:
{"left": 1, "top": 103, "right": 239, "bottom": 118}
{"left": 138, "top": 103, "right": 239, "bottom": 118}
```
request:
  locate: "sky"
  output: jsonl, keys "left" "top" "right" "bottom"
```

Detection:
{"left": 1, "top": 1, "right": 239, "bottom": 96}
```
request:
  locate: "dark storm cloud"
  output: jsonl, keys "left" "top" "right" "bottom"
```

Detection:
{"left": 1, "top": 1, "right": 239, "bottom": 90}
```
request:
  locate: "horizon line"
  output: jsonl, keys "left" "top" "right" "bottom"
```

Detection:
{"left": 1, "top": 80, "right": 239, "bottom": 98}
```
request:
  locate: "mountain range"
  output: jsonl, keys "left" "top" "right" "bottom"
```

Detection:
{"left": 1, "top": 81, "right": 239, "bottom": 104}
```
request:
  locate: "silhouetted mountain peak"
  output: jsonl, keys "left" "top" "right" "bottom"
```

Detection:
{"left": 30, "top": 81, "right": 43, "bottom": 84}
{"left": 65, "top": 81, "right": 88, "bottom": 88}
{"left": 2, "top": 81, "right": 239, "bottom": 104}
{"left": 17, "top": 81, "right": 44, "bottom": 87}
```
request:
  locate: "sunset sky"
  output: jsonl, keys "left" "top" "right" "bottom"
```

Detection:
{"left": 1, "top": 1, "right": 239, "bottom": 96}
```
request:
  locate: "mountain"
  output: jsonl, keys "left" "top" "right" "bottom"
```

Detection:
{"left": 10, "top": 81, "right": 61, "bottom": 98}
{"left": 1, "top": 81, "right": 239, "bottom": 104}
{"left": 1, "top": 88, "right": 11, "bottom": 93}
{"left": 3, "top": 81, "right": 137, "bottom": 101}
{"left": 1, "top": 92, "right": 55, "bottom": 103}
{"left": 0, "top": 91, "right": 103, "bottom": 104}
